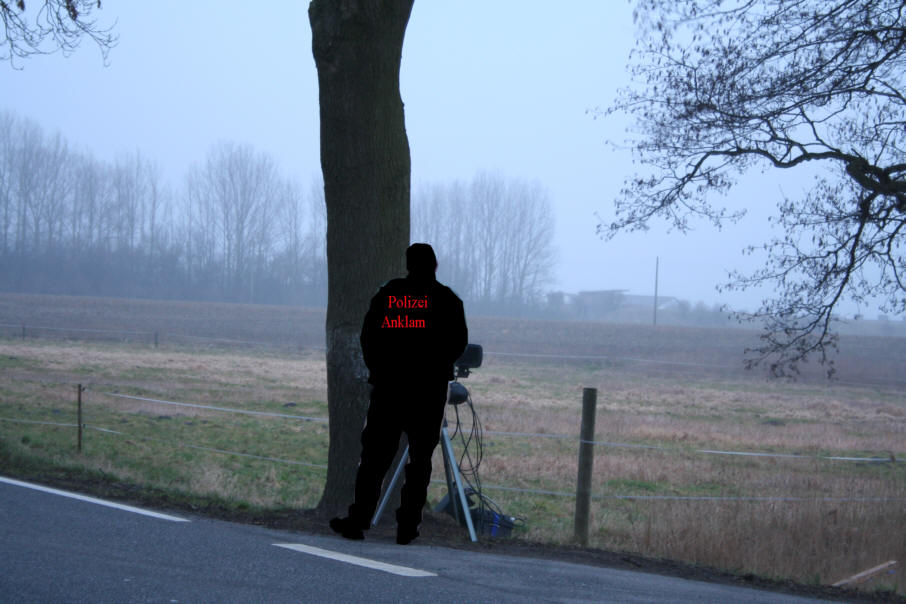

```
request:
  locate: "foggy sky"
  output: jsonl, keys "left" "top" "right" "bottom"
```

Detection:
{"left": 7, "top": 0, "right": 869, "bottom": 316}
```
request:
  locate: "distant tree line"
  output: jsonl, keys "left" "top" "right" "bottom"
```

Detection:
{"left": 0, "top": 111, "right": 558, "bottom": 310}
{"left": 412, "top": 173, "right": 557, "bottom": 315}
{"left": 0, "top": 111, "right": 326, "bottom": 305}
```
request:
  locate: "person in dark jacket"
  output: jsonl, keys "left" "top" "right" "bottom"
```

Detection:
{"left": 330, "top": 243, "right": 468, "bottom": 545}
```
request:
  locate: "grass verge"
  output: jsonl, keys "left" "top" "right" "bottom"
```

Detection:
{"left": 1, "top": 337, "right": 904, "bottom": 600}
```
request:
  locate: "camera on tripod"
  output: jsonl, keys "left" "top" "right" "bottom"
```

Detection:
{"left": 375, "top": 342, "right": 520, "bottom": 540}
{"left": 449, "top": 343, "right": 482, "bottom": 405}
{"left": 455, "top": 343, "right": 483, "bottom": 377}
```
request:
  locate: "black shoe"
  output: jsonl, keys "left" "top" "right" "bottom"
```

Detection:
{"left": 330, "top": 516, "right": 365, "bottom": 540}
{"left": 396, "top": 525, "right": 419, "bottom": 545}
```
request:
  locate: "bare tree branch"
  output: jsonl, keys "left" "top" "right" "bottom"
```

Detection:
{"left": 1, "top": 0, "right": 115, "bottom": 67}
{"left": 604, "top": 0, "right": 906, "bottom": 376}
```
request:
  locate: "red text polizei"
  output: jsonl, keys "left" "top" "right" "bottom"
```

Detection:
{"left": 387, "top": 295, "right": 429, "bottom": 309}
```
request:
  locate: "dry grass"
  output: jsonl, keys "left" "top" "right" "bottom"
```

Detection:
{"left": 434, "top": 355, "right": 906, "bottom": 594}
{"left": 602, "top": 497, "right": 904, "bottom": 588}
{"left": 1, "top": 337, "right": 904, "bottom": 595}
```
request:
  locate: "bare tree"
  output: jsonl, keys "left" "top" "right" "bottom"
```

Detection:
{"left": 185, "top": 142, "right": 281, "bottom": 302}
{"left": 110, "top": 152, "right": 148, "bottom": 254}
{"left": 0, "top": 111, "right": 15, "bottom": 254}
{"left": 0, "top": 0, "right": 117, "bottom": 67}
{"left": 412, "top": 180, "right": 472, "bottom": 298}
{"left": 274, "top": 179, "right": 327, "bottom": 305}
{"left": 10, "top": 116, "right": 45, "bottom": 256}
{"left": 302, "top": 180, "right": 328, "bottom": 304}
{"left": 603, "top": 0, "right": 906, "bottom": 376}
{"left": 470, "top": 172, "right": 505, "bottom": 305}
{"left": 412, "top": 172, "right": 557, "bottom": 312}
{"left": 33, "top": 130, "right": 68, "bottom": 253}
{"left": 0, "top": 0, "right": 115, "bottom": 66}
{"left": 410, "top": 182, "right": 448, "bottom": 260}
{"left": 275, "top": 180, "right": 309, "bottom": 302}
{"left": 67, "top": 148, "right": 105, "bottom": 253}
{"left": 503, "top": 179, "right": 556, "bottom": 307}
{"left": 182, "top": 160, "right": 218, "bottom": 296}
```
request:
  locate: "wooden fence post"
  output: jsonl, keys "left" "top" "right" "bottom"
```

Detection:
{"left": 575, "top": 387, "right": 597, "bottom": 546}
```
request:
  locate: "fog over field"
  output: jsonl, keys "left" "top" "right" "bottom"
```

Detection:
{"left": 2, "top": 293, "right": 905, "bottom": 388}
{"left": 7, "top": 0, "right": 897, "bottom": 321}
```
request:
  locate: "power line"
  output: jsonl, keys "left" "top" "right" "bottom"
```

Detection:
{"left": 485, "top": 430, "right": 903, "bottom": 463}
{"left": 98, "top": 392, "right": 328, "bottom": 423}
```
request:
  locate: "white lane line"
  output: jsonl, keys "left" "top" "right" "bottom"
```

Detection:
{"left": 0, "top": 476, "right": 189, "bottom": 522}
{"left": 273, "top": 543, "right": 437, "bottom": 577}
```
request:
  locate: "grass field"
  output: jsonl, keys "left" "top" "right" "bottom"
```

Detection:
{"left": 0, "top": 292, "right": 904, "bottom": 597}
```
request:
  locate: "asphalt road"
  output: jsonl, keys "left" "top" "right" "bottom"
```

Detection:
{"left": 0, "top": 476, "right": 838, "bottom": 604}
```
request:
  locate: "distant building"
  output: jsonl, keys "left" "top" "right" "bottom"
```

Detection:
{"left": 621, "top": 294, "right": 680, "bottom": 311}
{"left": 574, "top": 290, "right": 626, "bottom": 319}
{"left": 545, "top": 289, "right": 679, "bottom": 320}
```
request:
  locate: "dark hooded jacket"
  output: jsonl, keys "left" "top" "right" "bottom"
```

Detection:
{"left": 360, "top": 274, "right": 467, "bottom": 387}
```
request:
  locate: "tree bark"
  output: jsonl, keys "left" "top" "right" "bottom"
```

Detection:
{"left": 309, "top": 0, "right": 414, "bottom": 513}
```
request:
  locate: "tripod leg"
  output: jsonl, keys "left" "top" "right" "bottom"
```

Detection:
{"left": 371, "top": 444, "right": 409, "bottom": 527}
{"left": 440, "top": 432, "right": 461, "bottom": 522}
{"left": 440, "top": 420, "right": 478, "bottom": 542}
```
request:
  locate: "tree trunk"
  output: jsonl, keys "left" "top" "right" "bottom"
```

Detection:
{"left": 309, "top": 0, "right": 414, "bottom": 513}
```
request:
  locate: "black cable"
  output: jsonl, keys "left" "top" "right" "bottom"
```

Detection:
{"left": 450, "top": 388, "right": 526, "bottom": 533}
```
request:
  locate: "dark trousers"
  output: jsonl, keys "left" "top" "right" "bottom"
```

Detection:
{"left": 347, "top": 380, "right": 448, "bottom": 530}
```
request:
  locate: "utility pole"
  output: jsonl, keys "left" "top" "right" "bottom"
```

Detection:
{"left": 653, "top": 256, "right": 659, "bottom": 326}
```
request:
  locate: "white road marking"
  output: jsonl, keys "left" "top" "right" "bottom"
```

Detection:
{"left": 0, "top": 476, "right": 189, "bottom": 522}
{"left": 273, "top": 543, "right": 437, "bottom": 577}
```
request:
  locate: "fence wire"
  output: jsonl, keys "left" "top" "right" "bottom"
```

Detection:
{"left": 98, "top": 391, "right": 328, "bottom": 423}
{"left": 2, "top": 327, "right": 904, "bottom": 504}
{"left": 4, "top": 389, "right": 903, "bottom": 503}
{"left": 82, "top": 423, "right": 328, "bottom": 469}
{"left": 90, "top": 391, "right": 906, "bottom": 464}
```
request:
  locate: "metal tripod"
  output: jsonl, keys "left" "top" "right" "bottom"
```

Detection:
{"left": 371, "top": 416, "right": 478, "bottom": 542}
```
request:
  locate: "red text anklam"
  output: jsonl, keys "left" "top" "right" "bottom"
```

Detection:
{"left": 381, "top": 315, "right": 426, "bottom": 328}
